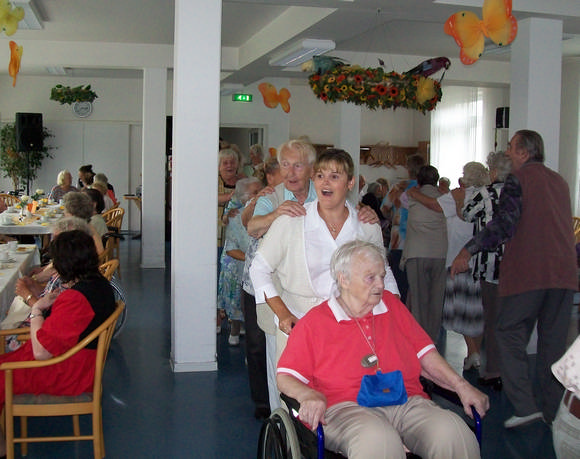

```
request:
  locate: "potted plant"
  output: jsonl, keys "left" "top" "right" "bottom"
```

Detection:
{"left": 0, "top": 123, "right": 54, "bottom": 192}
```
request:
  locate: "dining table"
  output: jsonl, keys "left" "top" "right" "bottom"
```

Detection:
{"left": 0, "top": 204, "right": 64, "bottom": 236}
{"left": 0, "top": 244, "right": 41, "bottom": 320}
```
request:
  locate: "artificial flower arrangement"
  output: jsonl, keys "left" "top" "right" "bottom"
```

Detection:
{"left": 50, "top": 84, "right": 98, "bottom": 105}
{"left": 308, "top": 65, "right": 442, "bottom": 113}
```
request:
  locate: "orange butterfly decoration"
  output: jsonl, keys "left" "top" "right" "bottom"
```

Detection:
{"left": 444, "top": 0, "right": 518, "bottom": 65}
{"left": 8, "top": 41, "right": 23, "bottom": 87}
{"left": 258, "top": 82, "right": 291, "bottom": 113}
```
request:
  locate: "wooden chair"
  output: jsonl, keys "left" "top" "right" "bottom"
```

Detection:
{"left": 0, "top": 194, "right": 19, "bottom": 208}
{"left": 1, "top": 301, "right": 125, "bottom": 459}
{"left": 99, "top": 259, "right": 119, "bottom": 281}
{"left": 573, "top": 216, "right": 580, "bottom": 244}
{"left": 101, "top": 208, "right": 125, "bottom": 278}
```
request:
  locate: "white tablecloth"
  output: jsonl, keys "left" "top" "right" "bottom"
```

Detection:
{"left": 0, "top": 208, "right": 60, "bottom": 236}
{"left": 0, "top": 244, "right": 41, "bottom": 320}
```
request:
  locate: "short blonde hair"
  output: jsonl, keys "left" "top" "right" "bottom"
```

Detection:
{"left": 57, "top": 169, "right": 71, "bottom": 186}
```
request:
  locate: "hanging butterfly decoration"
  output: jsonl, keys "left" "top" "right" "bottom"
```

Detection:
{"left": 8, "top": 41, "right": 23, "bottom": 87}
{"left": 444, "top": 0, "right": 518, "bottom": 65}
{"left": 258, "top": 82, "right": 291, "bottom": 113}
{"left": 0, "top": 1, "right": 25, "bottom": 36}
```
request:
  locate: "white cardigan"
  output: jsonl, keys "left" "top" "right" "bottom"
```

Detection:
{"left": 250, "top": 201, "right": 397, "bottom": 323}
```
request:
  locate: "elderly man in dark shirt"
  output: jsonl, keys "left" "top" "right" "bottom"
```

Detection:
{"left": 452, "top": 130, "right": 577, "bottom": 429}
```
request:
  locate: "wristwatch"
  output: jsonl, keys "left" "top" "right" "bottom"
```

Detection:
{"left": 29, "top": 310, "right": 43, "bottom": 320}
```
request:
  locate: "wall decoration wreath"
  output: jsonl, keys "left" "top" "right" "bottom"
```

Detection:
{"left": 308, "top": 65, "right": 442, "bottom": 113}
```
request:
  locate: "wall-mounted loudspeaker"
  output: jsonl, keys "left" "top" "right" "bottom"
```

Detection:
{"left": 495, "top": 107, "right": 509, "bottom": 129}
{"left": 15, "top": 112, "right": 43, "bottom": 152}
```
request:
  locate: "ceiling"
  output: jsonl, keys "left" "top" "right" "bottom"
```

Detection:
{"left": 4, "top": 0, "right": 580, "bottom": 83}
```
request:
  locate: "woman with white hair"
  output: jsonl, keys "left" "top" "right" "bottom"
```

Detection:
{"left": 218, "top": 148, "right": 244, "bottom": 252}
{"left": 462, "top": 152, "right": 511, "bottom": 389}
{"left": 218, "top": 177, "right": 263, "bottom": 346}
{"left": 277, "top": 240, "right": 488, "bottom": 458}
{"left": 48, "top": 170, "right": 78, "bottom": 202}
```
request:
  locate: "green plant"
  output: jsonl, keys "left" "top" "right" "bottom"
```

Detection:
{"left": 0, "top": 123, "right": 54, "bottom": 192}
{"left": 50, "top": 84, "right": 98, "bottom": 105}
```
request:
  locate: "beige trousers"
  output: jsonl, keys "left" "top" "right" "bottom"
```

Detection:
{"left": 323, "top": 396, "right": 480, "bottom": 459}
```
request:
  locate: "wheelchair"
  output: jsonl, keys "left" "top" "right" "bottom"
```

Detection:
{"left": 257, "top": 379, "right": 482, "bottom": 459}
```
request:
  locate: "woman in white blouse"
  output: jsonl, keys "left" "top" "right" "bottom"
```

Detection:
{"left": 250, "top": 149, "right": 398, "bottom": 359}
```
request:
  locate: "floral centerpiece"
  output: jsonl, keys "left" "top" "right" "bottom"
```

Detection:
{"left": 50, "top": 84, "right": 98, "bottom": 105}
{"left": 31, "top": 189, "right": 44, "bottom": 201}
{"left": 308, "top": 65, "right": 442, "bottom": 113}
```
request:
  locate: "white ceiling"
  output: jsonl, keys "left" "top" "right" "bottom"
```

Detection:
{"left": 3, "top": 0, "right": 580, "bottom": 83}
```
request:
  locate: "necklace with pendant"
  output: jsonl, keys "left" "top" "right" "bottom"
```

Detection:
{"left": 338, "top": 297, "right": 380, "bottom": 371}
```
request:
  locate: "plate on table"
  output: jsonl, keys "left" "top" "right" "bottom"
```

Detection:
{"left": 16, "top": 246, "right": 34, "bottom": 253}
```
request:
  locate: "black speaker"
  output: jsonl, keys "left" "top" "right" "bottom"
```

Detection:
{"left": 495, "top": 107, "right": 509, "bottom": 129}
{"left": 15, "top": 112, "right": 43, "bottom": 152}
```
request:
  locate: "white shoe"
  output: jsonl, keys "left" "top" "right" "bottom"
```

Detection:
{"left": 504, "top": 412, "right": 543, "bottom": 428}
{"left": 463, "top": 353, "right": 481, "bottom": 370}
{"left": 228, "top": 334, "right": 240, "bottom": 346}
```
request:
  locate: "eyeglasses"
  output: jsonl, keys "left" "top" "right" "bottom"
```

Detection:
{"left": 280, "top": 161, "right": 305, "bottom": 172}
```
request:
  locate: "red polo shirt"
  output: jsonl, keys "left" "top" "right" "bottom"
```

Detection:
{"left": 278, "top": 290, "right": 435, "bottom": 408}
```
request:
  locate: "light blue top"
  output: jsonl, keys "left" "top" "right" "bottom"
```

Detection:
{"left": 253, "top": 180, "right": 317, "bottom": 217}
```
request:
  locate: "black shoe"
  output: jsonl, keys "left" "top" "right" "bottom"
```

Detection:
{"left": 478, "top": 376, "right": 502, "bottom": 391}
{"left": 254, "top": 406, "right": 271, "bottom": 420}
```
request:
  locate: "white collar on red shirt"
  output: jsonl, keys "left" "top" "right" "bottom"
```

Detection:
{"left": 327, "top": 294, "right": 388, "bottom": 323}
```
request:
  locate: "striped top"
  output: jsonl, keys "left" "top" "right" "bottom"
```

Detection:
{"left": 462, "top": 182, "right": 504, "bottom": 282}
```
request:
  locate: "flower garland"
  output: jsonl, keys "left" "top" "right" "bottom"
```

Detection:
{"left": 308, "top": 66, "right": 442, "bottom": 113}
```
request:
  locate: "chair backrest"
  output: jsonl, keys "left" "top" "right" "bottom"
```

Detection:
{"left": 574, "top": 216, "right": 580, "bottom": 244}
{"left": 0, "top": 194, "right": 20, "bottom": 207}
{"left": 2, "top": 301, "right": 125, "bottom": 399}
{"left": 99, "top": 259, "right": 119, "bottom": 281}
{"left": 102, "top": 207, "right": 124, "bottom": 231}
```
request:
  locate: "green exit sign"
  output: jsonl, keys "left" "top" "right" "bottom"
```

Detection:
{"left": 232, "top": 93, "right": 253, "bottom": 102}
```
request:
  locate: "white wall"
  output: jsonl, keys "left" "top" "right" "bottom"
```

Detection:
{"left": 560, "top": 60, "right": 580, "bottom": 216}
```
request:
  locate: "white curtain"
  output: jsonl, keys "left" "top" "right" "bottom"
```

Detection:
{"left": 430, "top": 86, "right": 509, "bottom": 186}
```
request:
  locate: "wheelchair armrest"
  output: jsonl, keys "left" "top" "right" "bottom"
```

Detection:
{"left": 420, "top": 377, "right": 482, "bottom": 446}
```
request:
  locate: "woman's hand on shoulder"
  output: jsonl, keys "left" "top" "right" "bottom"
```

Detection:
{"left": 257, "top": 186, "right": 275, "bottom": 198}
{"left": 275, "top": 200, "right": 306, "bottom": 218}
{"left": 356, "top": 204, "right": 379, "bottom": 224}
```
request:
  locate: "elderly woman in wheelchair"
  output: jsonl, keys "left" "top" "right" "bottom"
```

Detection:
{"left": 276, "top": 240, "right": 489, "bottom": 459}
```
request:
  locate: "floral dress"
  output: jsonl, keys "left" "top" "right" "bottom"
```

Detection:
{"left": 217, "top": 209, "right": 250, "bottom": 322}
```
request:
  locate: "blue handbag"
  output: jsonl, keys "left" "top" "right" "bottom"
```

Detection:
{"left": 357, "top": 370, "right": 408, "bottom": 407}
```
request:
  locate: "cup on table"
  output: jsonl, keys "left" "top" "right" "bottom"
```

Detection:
{"left": 7, "top": 241, "right": 17, "bottom": 252}
{"left": 7, "top": 206, "right": 15, "bottom": 213}
{"left": 40, "top": 215, "right": 48, "bottom": 223}
{"left": 2, "top": 214, "right": 12, "bottom": 225}
{"left": 0, "top": 250, "right": 9, "bottom": 262}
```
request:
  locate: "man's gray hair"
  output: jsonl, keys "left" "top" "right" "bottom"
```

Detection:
{"left": 277, "top": 139, "right": 316, "bottom": 166}
{"left": 514, "top": 129, "right": 545, "bottom": 163}
{"left": 330, "top": 240, "right": 385, "bottom": 286}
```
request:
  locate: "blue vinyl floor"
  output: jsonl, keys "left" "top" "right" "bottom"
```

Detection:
{"left": 15, "top": 237, "right": 568, "bottom": 458}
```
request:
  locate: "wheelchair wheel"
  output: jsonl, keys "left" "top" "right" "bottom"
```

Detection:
{"left": 257, "top": 408, "right": 301, "bottom": 459}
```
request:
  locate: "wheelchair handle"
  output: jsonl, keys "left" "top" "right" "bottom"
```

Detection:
{"left": 471, "top": 406, "right": 482, "bottom": 446}
{"left": 317, "top": 423, "right": 324, "bottom": 459}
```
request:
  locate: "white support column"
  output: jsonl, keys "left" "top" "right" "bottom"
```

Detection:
{"left": 510, "top": 18, "right": 563, "bottom": 170}
{"left": 335, "top": 102, "right": 361, "bottom": 205}
{"left": 141, "top": 67, "right": 167, "bottom": 268}
{"left": 171, "top": 0, "right": 220, "bottom": 372}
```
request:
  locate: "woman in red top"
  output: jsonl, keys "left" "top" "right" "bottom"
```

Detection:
{"left": 0, "top": 230, "right": 116, "bottom": 455}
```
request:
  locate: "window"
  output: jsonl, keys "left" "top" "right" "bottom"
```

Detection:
{"left": 430, "top": 86, "right": 508, "bottom": 185}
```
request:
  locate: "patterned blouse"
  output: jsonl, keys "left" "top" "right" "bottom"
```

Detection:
{"left": 462, "top": 182, "right": 505, "bottom": 282}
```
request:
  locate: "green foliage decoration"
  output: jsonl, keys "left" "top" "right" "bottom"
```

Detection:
{"left": 0, "top": 123, "right": 54, "bottom": 192}
{"left": 50, "top": 84, "right": 98, "bottom": 105}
